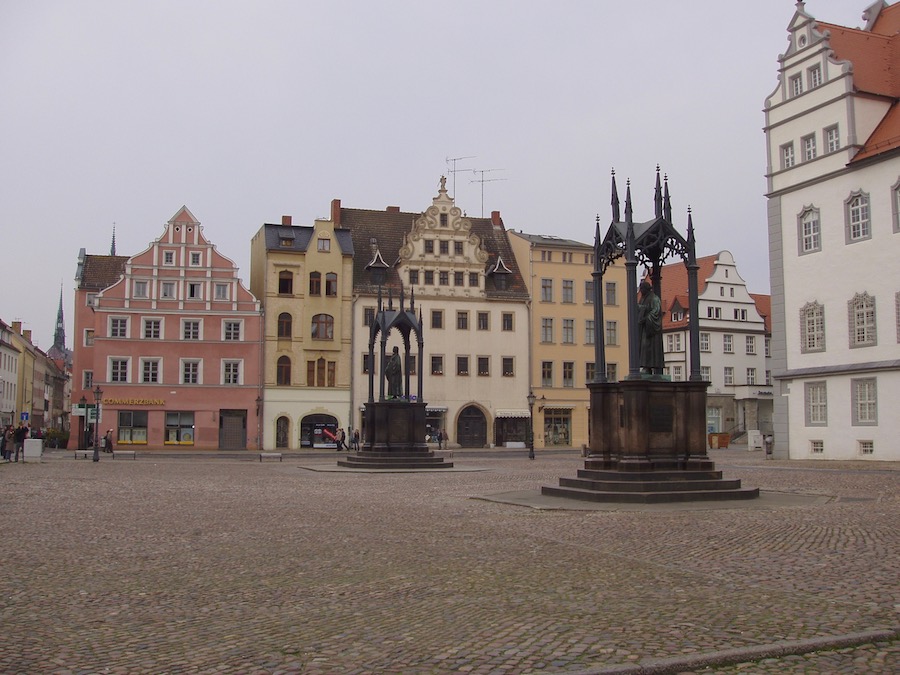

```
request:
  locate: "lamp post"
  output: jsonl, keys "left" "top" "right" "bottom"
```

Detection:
{"left": 79, "top": 396, "right": 87, "bottom": 451}
{"left": 526, "top": 391, "right": 536, "bottom": 460}
{"left": 92, "top": 385, "right": 103, "bottom": 462}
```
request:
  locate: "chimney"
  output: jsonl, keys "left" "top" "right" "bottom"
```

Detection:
{"left": 12, "top": 321, "right": 21, "bottom": 334}
{"left": 386, "top": 206, "right": 400, "bottom": 213}
{"left": 331, "top": 199, "right": 341, "bottom": 227}
{"left": 23, "top": 329, "right": 32, "bottom": 343}
{"left": 281, "top": 215, "right": 292, "bottom": 226}
{"left": 491, "top": 210, "right": 503, "bottom": 228}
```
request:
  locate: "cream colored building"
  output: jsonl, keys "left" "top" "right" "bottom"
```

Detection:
{"left": 509, "top": 232, "right": 629, "bottom": 449}
{"left": 250, "top": 216, "right": 354, "bottom": 449}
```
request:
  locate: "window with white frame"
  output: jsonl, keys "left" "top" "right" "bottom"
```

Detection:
{"left": 825, "top": 125, "right": 839, "bottom": 153}
{"left": 562, "top": 280, "right": 574, "bottom": 303}
{"left": 160, "top": 281, "right": 175, "bottom": 299}
{"left": 541, "top": 318, "right": 553, "bottom": 343}
{"left": 723, "top": 334, "right": 733, "bottom": 353}
{"left": 214, "top": 283, "right": 229, "bottom": 301}
{"left": 700, "top": 332, "right": 710, "bottom": 352}
{"left": 84, "top": 329, "right": 94, "bottom": 347}
{"left": 562, "top": 319, "right": 574, "bottom": 344}
{"left": 804, "top": 381, "right": 827, "bottom": 426}
{"left": 541, "top": 278, "right": 553, "bottom": 302}
{"left": 810, "top": 440, "right": 824, "bottom": 454}
{"left": 799, "top": 207, "right": 821, "bottom": 254}
{"left": 701, "top": 365, "right": 711, "bottom": 381}
{"left": 83, "top": 370, "right": 93, "bottom": 389}
{"left": 781, "top": 142, "right": 795, "bottom": 169}
{"left": 746, "top": 336, "right": 756, "bottom": 354}
{"left": 605, "top": 282, "right": 617, "bottom": 306}
{"left": 110, "top": 317, "right": 128, "bottom": 338}
{"left": 605, "top": 320, "right": 618, "bottom": 346}
{"left": 802, "top": 134, "right": 817, "bottom": 161}
{"left": 141, "top": 358, "right": 160, "bottom": 384}
{"left": 111, "top": 358, "right": 129, "bottom": 383}
{"left": 708, "top": 306, "right": 721, "bottom": 319}
{"left": 790, "top": 74, "right": 803, "bottom": 97}
{"left": 190, "top": 251, "right": 201, "bottom": 266}
{"left": 585, "top": 319, "right": 595, "bottom": 345}
{"left": 163, "top": 250, "right": 175, "bottom": 266}
{"left": 666, "top": 333, "right": 683, "bottom": 352}
{"left": 133, "top": 280, "right": 148, "bottom": 298}
{"left": 848, "top": 293, "right": 876, "bottom": 348}
{"left": 477, "top": 312, "right": 489, "bottom": 330}
{"left": 86, "top": 293, "right": 97, "bottom": 306}
{"left": 845, "top": 192, "right": 871, "bottom": 243}
{"left": 765, "top": 337, "right": 771, "bottom": 357}
{"left": 808, "top": 64, "right": 822, "bottom": 89}
{"left": 746, "top": 368, "right": 757, "bottom": 385}
{"left": 859, "top": 440, "right": 874, "bottom": 455}
{"left": 672, "top": 365, "right": 683, "bottom": 381}
{"left": 223, "top": 360, "right": 241, "bottom": 385}
{"left": 606, "top": 363, "right": 617, "bottom": 382}
{"left": 502, "top": 313, "right": 514, "bottom": 331}
{"left": 183, "top": 319, "right": 201, "bottom": 340}
{"left": 223, "top": 320, "right": 241, "bottom": 341}
{"left": 541, "top": 361, "right": 553, "bottom": 387}
{"left": 562, "top": 361, "right": 574, "bottom": 387}
{"left": 800, "top": 302, "right": 825, "bottom": 352}
{"left": 143, "top": 318, "right": 161, "bottom": 339}
{"left": 182, "top": 360, "right": 201, "bottom": 385}
{"left": 584, "top": 280, "right": 594, "bottom": 304}
{"left": 187, "top": 282, "right": 203, "bottom": 300}
{"left": 724, "top": 366, "right": 734, "bottom": 385}
{"left": 852, "top": 378, "right": 877, "bottom": 425}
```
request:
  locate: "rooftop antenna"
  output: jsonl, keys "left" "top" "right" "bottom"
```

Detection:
{"left": 445, "top": 155, "right": 475, "bottom": 198}
{"left": 470, "top": 168, "right": 507, "bottom": 217}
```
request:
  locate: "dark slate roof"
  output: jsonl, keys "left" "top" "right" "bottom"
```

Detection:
{"left": 339, "top": 207, "right": 529, "bottom": 301}
{"left": 79, "top": 255, "right": 129, "bottom": 291}
{"left": 511, "top": 231, "right": 592, "bottom": 249}
{"left": 261, "top": 223, "right": 354, "bottom": 255}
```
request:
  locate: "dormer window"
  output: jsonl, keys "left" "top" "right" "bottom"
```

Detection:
{"left": 671, "top": 311, "right": 684, "bottom": 322}
{"left": 317, "top": 237, "right": 330, "bottom": 252}
{"left": 190, "top": 251, "right": 201, "bottom": 266}
{"left": 280, "top": 238, "right": 293, "bottom": 247}
{"left": 808, "top": 65, "right": 822, "bottom": 89}
{"left": 163, "top": 250, "right": 175, "bottom": 266}
{"left": 440, "top": 213, "right": 448, "bottom": 227}
{"left": 790, "top": 74, "right": 803, "bottom": 97}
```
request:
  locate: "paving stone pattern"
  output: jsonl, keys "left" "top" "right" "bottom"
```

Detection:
{"left": 0, "top": 450, "right": 897, "bottom": 674}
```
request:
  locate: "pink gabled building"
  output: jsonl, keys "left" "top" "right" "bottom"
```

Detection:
{"left": 72, "top": 206, "right": 262, "bottom": 451}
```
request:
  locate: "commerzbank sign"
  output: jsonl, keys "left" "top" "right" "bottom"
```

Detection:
{"left": 103, "top": 398, "right": 166, "bottom": 406}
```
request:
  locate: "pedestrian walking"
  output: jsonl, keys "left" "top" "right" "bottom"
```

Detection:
{"left": 352, "top": 428, "right": 360, "bottom": 452}
{"left": 104, "top": 429, "right": 115, "bottom": 453}
{"left": 442, "top": 429, "right": 451, "bottom": 458}
{"left": 437, "top": 429, "right": 443, "bottom": 450}
{"left": 0, "top": 425, "right": 10, "bottom": 461}
{"left": 13, "top": 423, "right": 28, "bottom": 462}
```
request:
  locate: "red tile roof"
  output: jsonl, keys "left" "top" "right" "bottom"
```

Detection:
{"left": 79, "top": 255, "right": 128, "bottom": 291}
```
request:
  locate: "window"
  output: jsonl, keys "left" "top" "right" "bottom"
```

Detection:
{"left": 309, "top": 272, "right": 321, "bottom": 296}
{"left": 584, "top": 281, "right": 594, "bottom": 304}
{"left": 766, "top": 370, "right": 772, "bottom": 385}
{"left": 424, "top": 270, "right": 434, "bottom": 285}
{"left": 187, "top": 282, "right": 202, "bottom": 300}
{"left": 110, "top": 317, "right": 128, "bottom": 338}
{"left": 317, "top": 237, "right": 330, "bottom": 252}
{"left": 277, "top": 313, "right": 292, "bottom": 339}
{"left": 584, "top": 362, "right": 596, "bottom": 383}
{"left": 723, "top": 334, "right": 733, "bottom": 353}
{"left": 671, "top": 310, "right": 684, "bottom": 322}
{"left": 431, "top": 355, "right": 444, "bottom": 375}
{"left": 83, "top": 370, "right": 93, "bottom": 389}
{"left": 700, "top": 332, "right": 710, "bottom": 352}
{"left": 454, "top": 271, "right": 464, "bottom": 286}
{"left": 541, "top": 361, "right": 553, "bottom": 387}
{"left": 502, "top": 357, "right": 514, "bottom": 377}
{"left": 746, "top": 336, "right": 756, "bottom": 355}
{"left": 541, "top": 250, "right": 552, "bottom": 262}
{"left": 541, "top": 318, "right": 554, "bottom": 343}
{"left": 361, "top": 353, "right": 372, "bottom": 375}
{"left": 802, "top": 134, "right": 817, "bottom": 161}
{"left": 606, "top": 363, "right": 618, "bottom": 382}
{"left": 605, "top": 320, "right": 618, "bottom": 346}
{"left": 224, "top": 320, "right": 241, "bottom": 341}
{"left": 276, "top": 356, "right": 291, "bottom": 385}
{"left": 279, "top": 238, "right": 292, "bottom": 247}
{"left": 666, "top": 333, "right": 682, "bottom": 352}
{"left": 747, "top": 368, "right": 757, "bottom": 385}
{"left": 454, "top": 241, "right": 463, "bottom": 255}
{"left": 409, "top": 270, "right": 419, "bottom": 285}
{"left": 724, "top": 367, "right": 734, "bottom": 385}
{"left": 825, "top": 125, "right": 839, "bottom": 153}
{"left": 781, "top": 142, "right": 795, "bottom": 169}
{"left": 190, "top": 251, "right": 201, "bottom": 266}
{"left": 810, "top": 440, "right": 824, "bottom": 454}
{"left": 142, "top": 358, "right": 160, "bottom": 384}
{"left": 183, "top": 320, "right": 200, "bottom": 340}
{"left": 214, "top": 283, "right": 229, "bottom": 300}
{"left": 541, "top": 278, "right": 553, "bottom": 302}
{"left": 311, "top": 313, "right": 334, "bottom": 340}
{"left": 790, "top": 74, "right": 803, "bottom": 97}
{"left": 161, "top": 282, "right": 175, "bottom": 299}
{"left": 117, "top": 410, "right": 148, "bottom": 444}
{"left": 562, "top": 319, "right": 574, "bottom": 344}
{"left": 431, "top": 310, "right": 443, "bottom": 329}
{"left": 440, "top": 213, "right": 448, "bottom": 227}
{"left": 477, "top": 312, "right": 489, "bottom": 331}
{"left": 163, "top": 251, "right": 175, "bottom": 266}
{"left": 133, "top": 280, "right": 148, "bottom": 298}
{"left": 477, "top": 357, "right": 490, "bottom": 377}
{"left": 605, "top": 282, "right": 617, "bottom": 306}
{"left": 808, "top": 64, "right": 822, "bottom": 89}
{"left": 111, "top": 358, "right": 129, "bottom": 383}
{"left": 585, "top": 319, "right": 595, "bottom": 345}
{"left": 439, "top": 240, "right": 449, "bottom": 255}
{"left": 307, "top": 358, "right": 336, "bottom": 387}
{"left": 86, "top": 293, "right": 97, "bottom": 306}
{"left": 562, "top": 280, "right": 574, "bottom": 303}
{"left": 799, "top": 207, "right": 821, "bottom": 254}
{"left": 439, "top": 271, "right": 449, "bottom": 286}
{"left": 708, "top": 306, "right": 722, "bottom": 319}
{"left": 846, "top": 192, "right": 871, "bottom": 242}
{"left": 363, "top": 307, "right": 375, "bottom": 327}
{"left": 672, "top": 365, "right": 683, "bottom": 382}
{"left": 849, "top": 293, "right": 876, "bottom": 348}
{"left": 456, "top": 356, "right": 469, "bottom": 376}
{"left": 502, "top": 313, "right": 514, "bottom": 331}
{"left": 182, "top": 360, "right": 200, "bottom": 385}
{"left": 456, "top": 311, "right": 469, "bottom": 330}
{"left": 325, "top": 273, "right": 337, "bottom": 296}
{"left": 701, "top": 365, "right": 711, "bottom": 381}
{"left": 425, "top": 240, "right": 434, "bottom": 254}
{"left": 562, "top": 361, "right": 574, "bottom": 388}
{"left": 805, "top": 381, "right": 827, "bottom": 426}
{"left": 801, "top": 302, "right": 825, "bottom": 352}
{"left": 278, "top": 271, "right": 293, "bottom": 295}
{"left": 165, "top": 412, "right": 194, "bottom": 445}
{"left": 859, "top": 440, "right": 874, "bottom": 455}
{"left": 765, "top": 337, "right": 771, "bottom": 357}
{"left": 733, "top": 308, "right": 747, "bottom": 321}
{"left": 143, "top": 319, "right": 161, "bottom": 339}
{"left": 852, "top": 378, "right": 877, "bottom": 425}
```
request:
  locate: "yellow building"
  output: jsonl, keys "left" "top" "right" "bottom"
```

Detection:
{"left": 508, "top": 232, "right": 629, "bottom": 449}
{"left": 249, "top": 215, "right": 355, "bottom": 449}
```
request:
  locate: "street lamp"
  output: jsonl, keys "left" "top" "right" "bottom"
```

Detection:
{"left": 526, "top": 391, "right": 536, "bottom": 460}
{"left": 92, "top": 385, "right": 103, "bottom": 462}
{"left": 79, "top": 396, "right": 87, "bottom": 451}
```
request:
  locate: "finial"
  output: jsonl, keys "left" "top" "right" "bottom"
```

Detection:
{"left": 110, "top": 223, "right": 117, "bottom": 256}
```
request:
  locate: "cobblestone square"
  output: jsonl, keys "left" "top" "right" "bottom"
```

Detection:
{"left": 1, "top": 449, "right": 897, "bottom": 673}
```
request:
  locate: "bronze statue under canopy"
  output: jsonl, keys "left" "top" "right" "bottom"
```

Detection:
{"left": 637, "top": 280, "right": 664, "bottom": 375}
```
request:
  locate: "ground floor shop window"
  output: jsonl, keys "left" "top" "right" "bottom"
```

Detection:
{"left": 543, "top": 411, "right": 571, "bottom": 446}
{"left": 425, "top": 410, "right": 446, "bottom": 443}
{"left": 495, "top": 416, "right": 528, "bottom": 446}
{"left": 165, "top": 411, "right": 195, "bottom": 444}
{"left": 301, "top": 413, "right": 337, "bottom": 448}
{"left": 117, "top": 410, "right": 148, "bottom": 444}
{"left": 706, "top": 407, "right": 722, "bottom": 433}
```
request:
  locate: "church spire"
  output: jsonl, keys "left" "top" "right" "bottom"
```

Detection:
{"left": 110, "top": 223, "right": 117, "bottom": 255}
{"left": 53, "top": 282, "right": 66, "bottom": 351}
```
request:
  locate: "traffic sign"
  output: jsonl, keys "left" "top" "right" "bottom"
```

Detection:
{"left": 21, "top": 412, "right": 29, "bottom": 422}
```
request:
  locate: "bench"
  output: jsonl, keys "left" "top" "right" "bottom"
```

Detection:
{"left": 113, "top": 450, "right": 137, "bottom": 460}
{"left": 74, "top": 449, "right": 93, "bottom": 459}
{"left": 259, "top": 452, "right": 283, "bottom": 462}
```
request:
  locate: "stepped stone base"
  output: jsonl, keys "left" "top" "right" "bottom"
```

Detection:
{"left": 338, "top": 448, "right": 453, "bottom": 470}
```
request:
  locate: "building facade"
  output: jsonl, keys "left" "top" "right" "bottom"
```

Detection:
{"left": 73, "top": 207, "right": 262, "bottom": 450}
{"left": 508, "top": 231, "right": 629, "bottom": 449}
{"left": 249, "top": 215, "right": 354, "bottom": 449}
{"left": 660, "top": 251, "right": 773, "bottom": 440}
{"left": 764, "top": 1, "right": 900, "bottom": 459}
{"left": 339, "top": 179, "right": 531, "bottom": 448}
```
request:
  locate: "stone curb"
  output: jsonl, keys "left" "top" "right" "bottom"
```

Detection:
{"left": 582, "top": 628, "right": 900, "bottom": 674}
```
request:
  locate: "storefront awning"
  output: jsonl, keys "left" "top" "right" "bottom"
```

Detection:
{"left": 426, "top": 406, "right": 448, "bottom": 413}
{"left": 544, "top": 405, "right": 575, "bottom": 411}
{"left": 495, "top": 409, "right": 531, "bottom": 418}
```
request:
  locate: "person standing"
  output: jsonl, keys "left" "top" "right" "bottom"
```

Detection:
{"left": 352, "top": 428, "right": 360, "bottom": 452}
{"left": 1, "top": 425, "right": 10, "bottom": 461}
{"left": 442, "top": 428, "right": 451, "bottom": 458}
{"left": 13, "top": 423, "right": 28, "bottom": 462}
{"left": 104, "top": 429, "right": 115, "bottom": 453}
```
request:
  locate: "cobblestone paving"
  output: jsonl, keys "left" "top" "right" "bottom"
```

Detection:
{"left": 0, "top": 450, "right": 897, "bottom": 673}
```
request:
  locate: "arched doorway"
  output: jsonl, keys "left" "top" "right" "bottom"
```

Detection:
{"left": 457, "top": 406, "right": 487, "bottom": 448}
{"left": 301, "top": 413, "right": 339, "bottom": 448}
{"left": 275, "top": 416, "right": 290, "bottom": 449}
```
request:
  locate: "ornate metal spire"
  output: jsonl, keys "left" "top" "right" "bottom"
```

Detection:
{"left": 611, "top": 168, "right": 620, "bottom": 222}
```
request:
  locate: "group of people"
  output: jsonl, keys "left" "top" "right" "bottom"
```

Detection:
{"left": 333, "top": 427, "right": 361, "bottom": 452}
{"left": 1, "top": 423, "right": 31, "bottom": 462}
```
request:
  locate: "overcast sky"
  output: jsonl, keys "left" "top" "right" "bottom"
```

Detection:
{"left": 0, "top": 1, "right": 870, "bottom": 349}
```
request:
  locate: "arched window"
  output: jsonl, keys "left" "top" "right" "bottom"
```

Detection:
{"left": 276, "top": 356, "right": 292, "bottom": 385}
{"left": 277, "top": 312, "right": 292, "bottom": 338}
{"left": 325, "top": 272, "right": 338, "bottom": 296}
{"left": 278, "top": 271, "right": 293, "bottom": 295}
{"left": 311, "top": 313, "right": 334, "bottom": 340}
{"left": 848, "top": 293, "right": 876, "bottom": 347}
{"left": 309, "top": 271, "right": 321, "bottom": 296}
{"left": 800, "top": 302, "right": 825, "bottom": 353}
{"left": 275, "top": 416, "right": 289, "bottom": 448}
{"left": 798, "top": 206, "right": 821, "bottom": 254}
